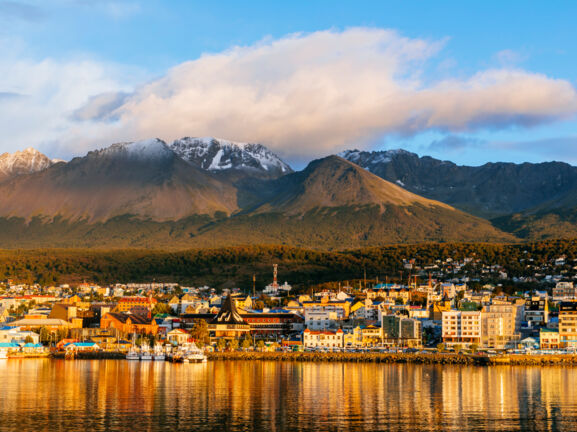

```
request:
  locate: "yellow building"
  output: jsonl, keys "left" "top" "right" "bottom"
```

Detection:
{"left": 559, "top": 302, "right": 577, "bottom": 348}
{"left": 540, "top": 329, "right": 560, "bottom": 350}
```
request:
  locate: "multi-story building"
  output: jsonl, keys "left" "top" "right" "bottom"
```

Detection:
{"left": 442, "top": 311, "right": 481, "bottom": 346}
{"left": 480, "top": 306, "right": 520, "bottom": 349}
{"left": 540, "top": 329, "right": 560, "bottom": 350}
{"left": 524, "top": 297, "right": 548, "bottom": 326}
{"left": 553, "top": 282, "right": 576, "bottom": 299}
{"left": 302, "top": 300, "right": 350, "bottom": 319}
{"left": 116, "top": 296, "right": 157, "bottom": 316}
{"left": 305, "top": 307, "right": 340, "bottom": 330}
{"left": 558, "top": 302, "right": 577, "bottom": 348}
{"left": 381, "top": 315, "right": 422, "bottom": 347}
{"left": 303, "top": 329, "right": 344, "bottom": 348}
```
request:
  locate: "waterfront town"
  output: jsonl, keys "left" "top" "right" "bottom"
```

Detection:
{"left": 1, "top": 254, "right": 577, "bottom": 361}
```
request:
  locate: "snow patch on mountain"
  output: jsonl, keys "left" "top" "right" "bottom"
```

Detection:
{"left": 170, "top": 137, "right": 292, "bottom": 176}
{"left": 97, "top": 138, "right": 174, "bottom": 160}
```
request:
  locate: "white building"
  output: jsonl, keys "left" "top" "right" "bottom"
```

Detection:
{"left": 305, "top": 308, "right": 340, "bottom": 330}
{"left": 442, "top": 311, "right": 482, "bottom": 346}
{"left": 303, "top": 329, "right": 344, "bottom": 348}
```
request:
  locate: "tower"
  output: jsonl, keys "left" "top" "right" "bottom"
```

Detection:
{"left": 273, "top": 264, "right": 278, "bottom": 288}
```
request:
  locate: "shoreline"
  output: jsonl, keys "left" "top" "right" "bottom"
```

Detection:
{"left": 12, "top": 351, "right": 577, "bottom": 366}
{"left": 207, "top": 351, "right": 577, "bottom": 366}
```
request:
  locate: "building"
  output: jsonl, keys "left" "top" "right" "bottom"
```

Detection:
{"left": 241, "top": 311, "right": 303, "bottom": 336}
{"left": 116, "top": 297, "right": 158, "bottom": 316}
{"left": 558, "top": 302, "right": 577, "bottom": 348}
{"left": 305, "top": 307, "right": 341, "bottom": 330}
{"left": 524, "top": 297, "right": 548, "bottom": 326}
{"left": 480, "top": 309, "right": 520, "bottom": 350}
{"left": 553, "top": 282, "right": 576, "bottom": 299}
{"left": 381, "top": 315, "right": 422, "bottom": 347}
{"left": 167, "top": 328, "right": 190, "bottom": 345}
{"left": 540, "top": 329, "right": 560, "bottom": 350}
{"left": 442, "top": 311, "right": 482, "bottom": 347}
{"left": 100, "top": 312, "right": 159, "bottom": 335}
{"left": 208, "top": 295, "right": 251, "bottom": 340}
{"left": 302, "top": 299, "right": 351, "bottom": 319}
{"left": 303, "top": 329, "right": 344, "bottom": 348}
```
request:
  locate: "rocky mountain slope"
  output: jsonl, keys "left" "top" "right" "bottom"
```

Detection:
{"left": 0, "top": 139, "right": 238, "bottom": 222}
{"left": 340, "top": 149, "right": 577, "bottom": 219}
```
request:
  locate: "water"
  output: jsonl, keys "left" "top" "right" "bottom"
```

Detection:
{"left": 1, "top": 359, "right": 576, "bottom": 431}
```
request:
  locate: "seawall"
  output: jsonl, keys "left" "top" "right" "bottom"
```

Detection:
{"left": 207, "top": 351, "right": 577, "bottom": 366}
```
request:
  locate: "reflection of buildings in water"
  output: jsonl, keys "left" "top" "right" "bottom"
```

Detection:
{"left": 2, "top": 360, "right": 577, "bottom": 430}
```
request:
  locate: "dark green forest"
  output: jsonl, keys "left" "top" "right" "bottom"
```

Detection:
{"left": 0, "top": 240, "right": 575, "bottom": 290}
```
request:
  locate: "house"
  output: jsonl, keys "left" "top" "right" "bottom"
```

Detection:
{"left": 21, "top": 343, "right": 46, "bottom": 354}
{"left": 524, "top": 297, "right": 548, "bottom": 326}
{"left": 167, "top": 328, "right": 190, "bottom": 345}
{"left": 64, "top": 342, "right": 100, "bottom": 352}
{"left": 7, "top": 318, "right": 69, "bottom": 332}
{"left": 100, "top": 312, "right": 159, "bottom": 335}
{"left": 540, "top": 329, "right": 560, "bottom": 350}
{"left": 0, "top": 342, "right": 19, "bottom": 355}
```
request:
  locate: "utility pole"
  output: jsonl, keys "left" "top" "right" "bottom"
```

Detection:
{"left": 252, "top": 274, "right": 256, "bottom": 298}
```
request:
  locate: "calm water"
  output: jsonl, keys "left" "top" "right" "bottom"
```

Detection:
{"left": 1, "top": 360, "right": 576, "bottom": 431}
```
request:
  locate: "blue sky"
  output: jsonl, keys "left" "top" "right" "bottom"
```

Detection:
{"left": 1, "top": 0, "right": 576, "bottom": 167}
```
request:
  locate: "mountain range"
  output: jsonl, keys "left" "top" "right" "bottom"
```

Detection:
{"left": 0, "top": 137, "right": 574, "bottom": 248}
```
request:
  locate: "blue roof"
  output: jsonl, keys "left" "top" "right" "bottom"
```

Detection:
{"left": 67, "top": 342, "right": 97, "bottom": 347}
{"left": 0, "top": 342, "right": 19, "bottom": 348}
{"left": 23, "top": 343, "right": 43, "bottom": 348}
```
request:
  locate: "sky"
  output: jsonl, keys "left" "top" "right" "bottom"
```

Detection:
{"left": 1, "top": 0, "right": 577, "bottom": 168}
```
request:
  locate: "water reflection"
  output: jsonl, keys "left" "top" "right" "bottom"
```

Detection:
{"left": 0, "top": 360, "right": 576, "bottom": 431}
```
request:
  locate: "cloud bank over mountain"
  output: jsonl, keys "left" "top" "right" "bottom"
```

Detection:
{"left": 2, "top": 28, "right": 577, "bottom": 159}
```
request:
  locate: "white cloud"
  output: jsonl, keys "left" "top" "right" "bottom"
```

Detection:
{"left": 2, "top": 28, "right": 577, "bottom": 160}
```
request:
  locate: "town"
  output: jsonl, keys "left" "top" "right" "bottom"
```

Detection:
{"left": 1, "top": 256, "right": 577, "bottom": 360}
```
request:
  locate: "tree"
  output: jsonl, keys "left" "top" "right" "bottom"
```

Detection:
{"left": 39, "top": 326, "right": 50, "bottom": 345}
{"left": 241, "top": 334, "right": 252, "bottom": 350}
{"left": 227, "top": 339, "right": 239, "bottom": 351}
{"left": 190, "top": 319, "right": 210, "bottom": 346}
{"left": 152, "top": 302, "right": 174, "bottom": 316}
{"left": 24, "top": 335, "right": 34, "bottom": 344}
{"left": 453, "top": 344, "right": 462, "bottom": 353}
{"left": 436, "top": 343, "right": 445, "bottom": 352}
{"left": 216, "top": 338, "right": 226, "bottom": 351}
{"left": 256, "top": 340, "right": 265, "bottom": 351}
{"left": 470, "top": 343, "right": 479, "bottom": 353}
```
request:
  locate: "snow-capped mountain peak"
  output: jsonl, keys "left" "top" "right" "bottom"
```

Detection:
{"left": 95, "top": 138, "right": 174, "bottom": 161}
{"left": 0, "top": 147, "right": 56, "bottom": 181}
{"left": 170, "top": 137, "right": 292, "bottom": 177}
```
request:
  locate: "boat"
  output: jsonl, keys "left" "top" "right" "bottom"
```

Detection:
{"left": 126, "top": 348, "right": 140, "bottom": 361}
{"left": 183, "top": 343, "right": 207, "bottom": 363}
{"left": 153, "top": 345, "right": 165, "bottom": 361}
{"left": 140, "top": 344, "right": 153, "bottom": 361}
{"left": 126, "top": 334, "right": 140, "bottom": 360}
